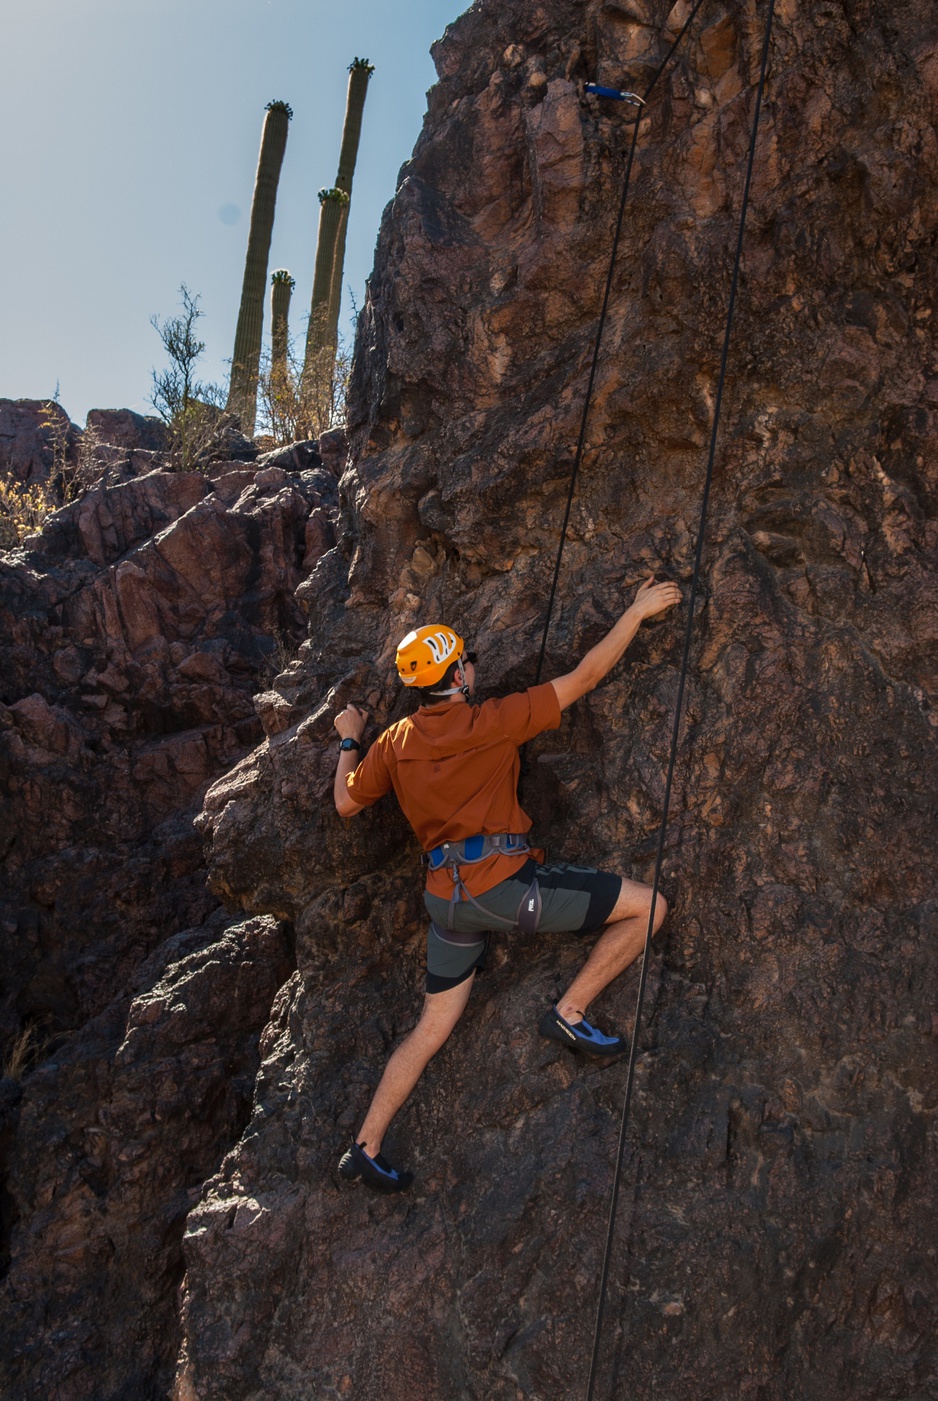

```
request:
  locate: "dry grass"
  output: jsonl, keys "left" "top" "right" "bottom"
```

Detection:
{"left": 2, "top": 1019, "right": 52, "bottom": 1080}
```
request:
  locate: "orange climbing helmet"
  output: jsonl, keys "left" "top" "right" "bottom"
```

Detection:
{"left": 396, "top": 624, "right": 465, "bottom": 688}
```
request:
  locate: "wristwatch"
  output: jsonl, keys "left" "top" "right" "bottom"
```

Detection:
{"left": 339, "top": 737, "right": 362, "bottom": 752}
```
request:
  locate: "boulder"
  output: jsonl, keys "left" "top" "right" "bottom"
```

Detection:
{"left": 256, "top": 439, "right": 323, "bottom": 473}
{"left": 0, "top": 398, "right": 79, "bottom": 485}
{"left": 316, "top": 426, "right": 348, "bottom": 477}
{"left": 84, "top": 407, "right": 171, "bottom": 454}
{"left": 0, "top": 458, "right": 336, "bottom": 1046}
{"left": 0, "top": 912, "right": 292, "bottom": 1401}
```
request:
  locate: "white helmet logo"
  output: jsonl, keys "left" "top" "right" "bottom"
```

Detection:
{"left": 423, "top": 631, "right": 456, "bottom": 666}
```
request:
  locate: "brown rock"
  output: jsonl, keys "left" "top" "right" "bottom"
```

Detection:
{"left": 316, "top": 427, "right": 348, "bottom": 477}
{"left": 0, "top": 457, "right": 335, "bottom": 1046}
{"left": 0, "top": 913, "right": 293, "bottom": 1401}
{"left": 84, "top": 407, "right": 171, "bottom": 454}
{"left": 0, "top": 398, "right": 79, "bottom": 485}
{"left": 75, "top": 469, "right": 210, "bottom": 567}
{"left": 0, "top": 438, "right": 332, "bottom": 1397}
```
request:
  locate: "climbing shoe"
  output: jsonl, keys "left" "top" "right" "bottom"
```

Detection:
{"left": 338, "top": 1141, "right": 413, "bottom": 1194}
{"left": 538, "top": 1005, "right": 628, "bottom": 1059}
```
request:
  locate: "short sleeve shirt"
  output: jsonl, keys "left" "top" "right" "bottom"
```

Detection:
{"left": 346, "top": 682, "right": 562, "bottom": 897}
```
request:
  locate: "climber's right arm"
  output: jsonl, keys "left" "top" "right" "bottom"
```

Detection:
{"left": 549, "top": 576, "right": 681, "bottom": 712}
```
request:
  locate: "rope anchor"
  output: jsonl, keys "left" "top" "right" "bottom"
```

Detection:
{"left": 584, "top": 82, "right": 646, "bottom": 106}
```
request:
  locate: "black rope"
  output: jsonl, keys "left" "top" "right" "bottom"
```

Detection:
{"left": 585, "top": 4, "right": 777, "bottom": 1399}
{"left": 533, "top": 0, "right": 709, "bottom": 686}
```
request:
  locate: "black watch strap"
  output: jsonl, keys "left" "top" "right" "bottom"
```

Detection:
{"left": 339, "top": 737, "right": 362, "bottom": 752}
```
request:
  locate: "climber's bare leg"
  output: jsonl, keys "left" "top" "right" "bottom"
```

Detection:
{"left": 557, "top": 878, "right": 667, "bottom": 1023}
{"left": 358, "top": 973, "right": 476, "bottom": 1156}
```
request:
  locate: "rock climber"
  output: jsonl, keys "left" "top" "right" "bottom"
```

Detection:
{"left": 333, "top": 575, "right": 681, "bottom": 1193}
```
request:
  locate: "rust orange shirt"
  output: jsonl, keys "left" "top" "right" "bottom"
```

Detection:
{"left": 346, "top": 683, "right": 562, "bottom": 898}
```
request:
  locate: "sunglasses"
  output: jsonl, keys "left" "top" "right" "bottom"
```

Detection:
{"left": 463, "top": 651, "right": 477, "bottom": 666}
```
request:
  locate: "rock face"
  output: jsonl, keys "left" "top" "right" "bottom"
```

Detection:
{"left": 0, "top": 445, "right": 336, "bottom": 1396}
{"left": 1, "top": 911, "right": 292, "bottom": 1401}
{"left": 4, "top": 0, "right": 938, "bottom": 1398}
{"left": 1, "top": 455, "right": 336, "bottom": 1042}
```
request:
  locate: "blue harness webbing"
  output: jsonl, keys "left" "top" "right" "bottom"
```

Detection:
{"left": 423, "top": 833, "right": 542, "bottom": 934}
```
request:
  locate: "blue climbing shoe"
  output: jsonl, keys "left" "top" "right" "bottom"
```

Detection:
{"left": 338, "top": 1141, "right": 413, "bottom": 1193}
{"left": 538, "top": 1005, "right": 628, "bottom": 1059}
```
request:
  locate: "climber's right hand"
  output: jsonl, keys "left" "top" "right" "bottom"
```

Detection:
{"left": 631, "top": 575, "right": 682, "bottom": 620}
{"left": 334, "top": 703, "right": 368, "bottom": 742}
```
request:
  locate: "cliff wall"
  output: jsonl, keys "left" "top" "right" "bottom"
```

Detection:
{"left": 2, "top": 0, "right": 937, "bottom": 1397}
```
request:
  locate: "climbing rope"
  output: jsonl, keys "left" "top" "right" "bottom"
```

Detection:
{"left": 584, "top": 4, "right": 778, "bottom": 1399}
{"left": 533, "top": 0, "right": 710, "bottom": 688}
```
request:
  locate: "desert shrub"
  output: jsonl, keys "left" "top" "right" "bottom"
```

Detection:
{"left": 0, "top": 475, "right": 52, "bottom": 549}
{"left": 256, "top": 317, "right": 351, "bottom": 446}
{"left": 150, "top": 285, "right": 230, "bottom": 471}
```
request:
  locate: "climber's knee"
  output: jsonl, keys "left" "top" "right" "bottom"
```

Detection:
{"left": 607, "top": 877, "right": 668, "bottom": 931}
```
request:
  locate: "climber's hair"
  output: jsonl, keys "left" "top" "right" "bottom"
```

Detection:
{"left": 413, "top": 659, "right": 462, "bottom": 705}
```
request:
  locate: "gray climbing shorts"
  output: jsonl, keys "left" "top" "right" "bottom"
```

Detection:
{"left": 423, "top": 858, "right": 622, "bottom": 994}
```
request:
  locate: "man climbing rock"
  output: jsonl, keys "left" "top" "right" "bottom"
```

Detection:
{"left": 333, "top": 575, "right": 681, "bottom": 1192}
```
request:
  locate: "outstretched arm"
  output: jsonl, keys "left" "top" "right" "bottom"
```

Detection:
{"left": 549, "top": 576, "right": 681, "bottom": 712}
{"left": 334, "top": 703, "right": 368, "bottom": 817}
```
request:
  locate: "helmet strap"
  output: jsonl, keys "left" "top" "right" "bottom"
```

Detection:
{"left": 429, "top": 660, "right": 470, "bottom": 699}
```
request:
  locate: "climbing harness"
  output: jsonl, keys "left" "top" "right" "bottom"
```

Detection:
{"left": 424, "top": 832, "right": 542, "bottom": 934}
{"left": 424, "top": 832, "right": 532, "bottom": 871}
{"left": 526, "top": 1, "right": 779, "bottom": 1396}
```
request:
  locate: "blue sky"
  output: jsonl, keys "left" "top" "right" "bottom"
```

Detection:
{"left": 0, "top": 0, "right": 467, "bottom": 425}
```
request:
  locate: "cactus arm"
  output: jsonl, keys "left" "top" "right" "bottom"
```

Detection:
{"left": 327, "top": 60, "right": 374, "bottom": 341}
{"left": 300, "top": 60, "right": 373, "bottom": 397}
{"left": 227, "top": 100, "right": 292, "bottom": 438}
{"left": 335, "top": 59, "right": 374, "bottom": 196}
{"left": 300, "top": 188, "right": 349, "bottom": 397}
{"left": 270, "top": 269, "right": 294, "bottom": 376}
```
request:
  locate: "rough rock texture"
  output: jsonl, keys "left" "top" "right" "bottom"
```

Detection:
{"left": 0, "top": 451, "right": 336, "bottom": 1396}
{"left": 0, "top": 911, "right": 292, "bottom": 1401}
{"left": 84, "top": 407, "right": 171, "bottom": 455}
{"left": 0, "top": 399, "right": 79, "bottom": 485}
{"left": 178, "top": 1, "right": 937, "bottom": 1399}
{"left": 3, "top": 0, "right": 938, "bottom": 1398}
{"left": 0, "top": 458, "right": 336, "bottom": 1041}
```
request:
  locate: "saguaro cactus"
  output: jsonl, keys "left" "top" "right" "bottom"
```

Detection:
{"left": 328, "top": 57, "right": 375, "bottom": 328}
{"left": 227, "top": 100, "right": 292, "bottom": 438}
{"left": 300, "top": 59, "right": 373, "bottom": 399}
{"left": 270, "top": 269, "right": 295, "bottom": 379}
{"left": 300, "top": 188, "right": 349, "bottom": 402}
